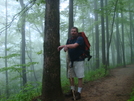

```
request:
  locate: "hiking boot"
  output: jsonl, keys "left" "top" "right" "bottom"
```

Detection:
{"left": 65, "top": 90, "right": 75, "bottom": 97}
{"left": 72, "top": 92, "right": 81, "bottom": 100}
{"left": 65, "top": 90, "right": 74, "bottom": 97}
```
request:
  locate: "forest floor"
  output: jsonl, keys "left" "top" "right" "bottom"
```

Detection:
{"left": 32, "top": 64, "right": 134, "bottom": 101}
{"left": 64, "top": 64, "right": 134, "bottom": 101}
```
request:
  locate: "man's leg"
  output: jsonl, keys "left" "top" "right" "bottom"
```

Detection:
{"left": 69, "top": 78, "right": 75, "bottom": 90}
{"left": 65, "top": 78, "right": 75, "bottom": 97}
{"left": 72, "top": 78, "right": 83, "bottom": 100}
{"left": 78, "top": 78, "right": 83, "bottom": 93}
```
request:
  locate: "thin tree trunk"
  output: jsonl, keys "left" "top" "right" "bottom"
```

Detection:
{"left": 121, "top": 12, "right": 126, "bottom": 67}
{"left": 81, "top": 4, "right": 85, "bottom": 31}
{"left": 111, "top": 39, "right": 116, "bottom": 65}
{"left": 105, "top": 0, "right": 109, "bottom": 66}
{"left": 116, "top": 13, "right": 121, "bottom": 64}
{"left": 94, "top": 0, "right": 99, "bottom": 69}
{"left": 19, "top": 0, "right": 27, "bottom": 87}
{"left": 5, "top": 0, "right": 9, "bottom": 98}
{"left": 100, "top": 0, "right": 106, "bottom": 65}
{"left": 68, "top": 0, "right": 74, "bottom": 38}
{"left": 105, "top": 0, "right": 118, "bottom": 72}
{"left": 26, "top": 26, "right": 38, "bottom": 82}
{"left": 67, "top": 0, "right": 75, "bottom": 75}
{"left": 129, "top": 5, "right": 133, "bottom": 63}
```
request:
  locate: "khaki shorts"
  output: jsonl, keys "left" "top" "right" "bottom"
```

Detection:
{"left": 67, "top": 61, "right": 85, "bottom": 78}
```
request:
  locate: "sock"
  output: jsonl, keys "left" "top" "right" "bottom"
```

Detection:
{"left": 78, "top": 87, "right": 82, "bottom": 93}
{"left": 71, "top": 86, "right": 75, "bottom": 90}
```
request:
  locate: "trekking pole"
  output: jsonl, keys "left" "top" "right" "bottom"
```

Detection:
{"left": 66, "top": 51, "right": 76, "bottom": 100}
{"left": 71, "top": 78, "right": 76, "bottom": 101}
{"left": 70, "top": 78, "right": 76, "bottom": 101}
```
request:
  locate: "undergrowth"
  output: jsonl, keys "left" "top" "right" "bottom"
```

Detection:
{"left": 0, "top": 67, "right": 108, "bottom": 101}
{"left": 127, "top": 85, "right": 134, "bottom": 101}
{"left": 84, "top": 67, "right": 108, "bottom": 82}
{"left": 61, "top": 67, "right": 107, "bottom": 93}
{"left": 0, "top": 82, "right": 42, "bottom": 101}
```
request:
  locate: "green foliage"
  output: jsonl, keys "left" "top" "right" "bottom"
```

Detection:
{"left": 74, "top": 0, "right": 88, "bottom": 6}
{"left": 0, "top": 67, "right": 109, "bottom": 101}
{"left": 127, "top": 87, "right": 134, "bottom": 101}
{"left": 84, "top": 67, "right": 108, "bottom": 82}
{"left": 61, "top": 67, "right": 108, "bottom": 93}
{"left": 36, "top": 50, "right": 43, "bottom": 55}
{"left": 5, "top": 48, "right": 12, "bottom": 51}
{"left": 1, "top": 0, "right": 134, "bottom": 100}
{"left": 35, "top": 0, "right": 46, "bottom": 6}
{"left": 0, "top": 82, "right": 42, "bottom": 101}
{"left": 0, "top": 62, "right": 39, "bottom": 73}
{"left": 61, "top": 73, "right": 70, "bottom": 93}
{"left": 0, "top": 54, "right": 20, "bottom": 59}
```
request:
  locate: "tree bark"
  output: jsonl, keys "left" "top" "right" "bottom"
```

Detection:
{"left": 100, "top": 0, "right": 106, "bottom": 65}
{"left": 68, "top": 0, "right": 74, "bottom": 38}
{"left": 19, "top": 0, "right": 27, "bottom": 87}
{"left": 106, "top": 0, "right": 118, "bottom": 69}
{"left": 42, "top": 0, "right": 64, "bottom": 101}
{"left": 105, "top": 0, "right": 109, "bottom": 66}
{"left": 121, "top": 12, "right": 126, "bottom": 67}
{"left": 129, "top": 5, "right": 133, "bottom": 63}
{"left": 94, "top": 0, "right": 100, "bottom": 69}
{"left": 116, "top": 13, "right": 121, "bottom": 64}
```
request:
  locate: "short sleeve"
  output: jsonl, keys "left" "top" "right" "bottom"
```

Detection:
{"left": 76, "top": 36, "right": 84, "bottom": 45}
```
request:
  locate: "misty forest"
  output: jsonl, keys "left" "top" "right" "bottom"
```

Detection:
{"left": 0, "top": 0, "right": 134, "bottom": 101}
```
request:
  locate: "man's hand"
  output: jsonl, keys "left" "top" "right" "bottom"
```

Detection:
{"left": 57, "top": 46, "right": 64, "bottom": 51}
{"left": 57, "top": 45, "right": 68, "bottom": 52}
{"left": 63, "top": 46, "right": 68, "bottom": 52}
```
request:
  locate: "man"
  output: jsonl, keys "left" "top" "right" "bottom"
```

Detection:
{"left": 57, "top": 27, "right": 85, "bottom": 100}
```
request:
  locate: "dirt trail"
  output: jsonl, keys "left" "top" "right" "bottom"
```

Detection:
{"left": 65, "top": 64, "right": 134, "bottom": 101}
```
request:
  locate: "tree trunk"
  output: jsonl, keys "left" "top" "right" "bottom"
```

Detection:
{"left": 121, "top": 12, "right": 126, "bottom": 67}
{"left": 5, "top": 0, "right": 9, "bottom": 98}
{"left": 66, "top": 0, "right": 75, "bottom": 76}
{"left": 106, "top": 0, "right": 118, "bottom": 68}
{"left": 26, "top": 32, "right": 38, "bottom": 82}
{"left": 68, "top": 0, "right": 74, "bottom": 38}
{"left": 105, "top": 0, "right": 109, "bottom": 66}
{"left": 111, "top": 40, "right": 116, "bottom": 65}
{"left": 100, "top": 0, "right": 106, "bottom": 65}
{"left": 19, "top": 0, "right": 27, "bottom": 87}
{"left": 129, "top": 5, "right": 133, "bottom": 63}
{"left": 94, "top": 0, "right": 100, "bottom": 69}
{"left": 116, "top": 13, "right": 121, "bottom": 64}
{"left": 42, "top": 0, "right": 64, "bottom": 101}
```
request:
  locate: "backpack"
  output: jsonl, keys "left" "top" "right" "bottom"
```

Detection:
{"left": 78, "top": 32, "right": 92, "bottom": 61}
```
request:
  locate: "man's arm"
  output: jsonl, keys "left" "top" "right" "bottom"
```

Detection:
{"left": 57, "top": 43, "right": 79, "bottom": 52}
{"left": 66, "top": 43, "right": 79, "bottom": 48}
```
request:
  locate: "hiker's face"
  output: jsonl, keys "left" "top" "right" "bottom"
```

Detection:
{"left": 71, "top": 29, "right": 78, "bottom": 37}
